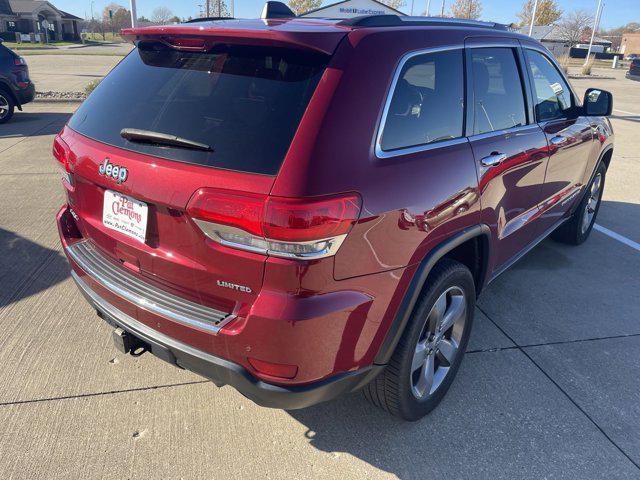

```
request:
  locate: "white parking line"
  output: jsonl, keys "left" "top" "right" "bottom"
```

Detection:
{"left": 594, "top": 224, "right": 640, "bottom": 253}
{"left": 613, "top": 109, "right": 640, "bottom": 116}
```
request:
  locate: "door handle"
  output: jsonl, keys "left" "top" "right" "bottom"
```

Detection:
{"left": 550, "top": 135, "right": 567, "bottom": 146}
{"left": 480, "top": 152, "right": 507, "bottom": 167}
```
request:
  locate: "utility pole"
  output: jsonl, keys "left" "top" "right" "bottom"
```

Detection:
{"left": 426, "top": 0, "right": 431, "bottom": 16}
{"left": 411, "top": 0, "right": 415, "bottom": 15}
{"left": 206, "top": 0, "right": 211, "bottom": 17}
{"left": 528, "top": 0, "right": 539, "bottom": 36}
{"left": 584, "top": 0, "right": 604, "bottom": 66}
{"left": 130, "top": 0, "right": 138, "bottom": 27}
{"left": 440, "top": 0, "right": 445, "bottom": 16}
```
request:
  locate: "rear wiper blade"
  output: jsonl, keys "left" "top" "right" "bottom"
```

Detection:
{"left": 120, "top": 128, "right": 213, "bottom": 152}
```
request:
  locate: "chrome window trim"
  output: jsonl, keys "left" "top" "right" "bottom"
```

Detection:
{"left": 466, "top": 44, "right": 531, "bottom": 136}
{"left": 375, "top": 44, "right": 465, "bottom": 159}
{"left": 467, "top": 123, "right": 542, "bottom": 142}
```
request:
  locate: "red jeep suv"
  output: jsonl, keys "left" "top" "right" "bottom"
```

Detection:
{"left": 55, "top": 8, "right": 614, "bottom": 421}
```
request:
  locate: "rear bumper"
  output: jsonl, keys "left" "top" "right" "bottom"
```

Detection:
{"left": 71, "top": 270, "right": 382, "bottom": 409}
{"left": 15, "top": 82, "right": 35, "bottom": 105}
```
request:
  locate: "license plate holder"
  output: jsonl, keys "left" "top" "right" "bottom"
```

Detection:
{"left": 102, "top": 190, "right": 148, "bottom": 243}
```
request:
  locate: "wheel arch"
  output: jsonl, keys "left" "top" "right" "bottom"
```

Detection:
{"left": 373, "top": 224, "right": 491, "bottom": 365}
{"left": 0, "top": 80, "right": 20, "bottom": 109}
{"left": 600, "top": 145, "right": 614, "bottom": 170}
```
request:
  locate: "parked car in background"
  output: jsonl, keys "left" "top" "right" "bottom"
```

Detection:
{"left": 0, "top": 39, "right": 35, "bottom": 123}
{"left": 627, "top": 58, "right": 640, "bottom": 80}
{"left": 55, "top": 7, "right": 614, "bottom": 421}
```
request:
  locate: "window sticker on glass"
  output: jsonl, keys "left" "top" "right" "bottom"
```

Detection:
{"left": 550, "top": 82, "right": 564, "bottom": 95}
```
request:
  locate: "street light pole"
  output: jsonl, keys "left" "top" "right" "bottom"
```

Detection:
{"left": 130, "top": 0, "right": 137, "bottom": 28}
{"left": 528, "top": 0, "right": 539, "bottom": 36}
{"left": 440, "top": 0, "right": 445, "bottom": 16}
{"left": 584, "top": 0, "right": 604, "bottom": 66}
{"left": 426, "top": 0, "right": 431, "bottom": 16}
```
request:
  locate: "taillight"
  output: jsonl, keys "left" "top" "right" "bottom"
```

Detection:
{"left": 14, "top": 56, "right": 26, "bottom": 66}
{"left": 187, "top": 190, "right": 265, "bottom": 237}
{"left": 264, "top": 196, "right": 361, "bottom": 242}
{"left": 186, "top": 189, "right": 361, "bottom": 259}
{"left": 53, "top": 135, "right": 73, "bottom": 187}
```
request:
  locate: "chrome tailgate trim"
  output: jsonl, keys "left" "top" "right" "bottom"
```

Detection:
{"left": 66, "top": 241, "right": 233, "bottom": 333}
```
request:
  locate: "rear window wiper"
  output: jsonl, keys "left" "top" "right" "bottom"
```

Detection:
{"left": 120, "top": 128, "right": 213, "bottom": 152}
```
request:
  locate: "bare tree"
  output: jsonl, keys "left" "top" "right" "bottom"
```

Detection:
{"left": 600, "top": 22, "right": 640, "bottom": 51}
{"left": 201, "top": 0, "right": 231, "bottom": 17}
{"left": 380, "top": 0, "right": 407, "bottom": 11}
{"left": 102, "top": 4, "right": 131, "bottom": 33}
{"left": 288, "top": 0, "right": 322, "bottom": 15}
{"left": 151, "top": 6, "right": 174, "bottom": 25}
{"left": 556, "top": 9, "right": 594, "bottom": 47}
{"left": 449, "top": 0, "right": 482, "bottom": 19}
{"left": 517, "top": 0, "right": 562, "bottom": 27}
{"left": 89, "top": 18, "right": 106, "bottom": 40}
{"left": 112, "top": 7, "right": 131, "bottom": 31}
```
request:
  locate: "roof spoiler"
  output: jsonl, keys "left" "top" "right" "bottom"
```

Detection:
{"left": 261, "top": 1, "right": 295, "bottom": 19}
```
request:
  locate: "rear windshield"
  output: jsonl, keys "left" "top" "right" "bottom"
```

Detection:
{"left": 68, "top": 42, "right": 327, "bottom": 175}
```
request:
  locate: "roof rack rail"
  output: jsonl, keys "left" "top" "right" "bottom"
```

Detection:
{"left": 261, "top": 1, "right": 295, "bottom": 19}
{"left": 339, "top": 15, "right": 508, "bottom": 30}
{"left": 186, "top": 17, "right": 235, "bottom": 23}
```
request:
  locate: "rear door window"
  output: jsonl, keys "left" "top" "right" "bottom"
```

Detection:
{"left": 68, "top": 42, "right": 327, "bottom": 175}
{"left": 379, "top": 49, "right": 464, "bottom": 152}
{"left": 470, "top": 48, "right": 527, "bottom": 135}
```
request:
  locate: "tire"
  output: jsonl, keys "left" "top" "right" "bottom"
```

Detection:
{"left": 551, "top": 161, "right": 606, "bottom": 245}
{"left": 0, "top": 89, "right": 15, "bottom": 124}
{"left": 363, "top": 259, "right": 475, "bottom": 421}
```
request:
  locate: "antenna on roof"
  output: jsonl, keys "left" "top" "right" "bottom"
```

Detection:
{"left": 261, "top": 1, "right": 295, "bottom": 19}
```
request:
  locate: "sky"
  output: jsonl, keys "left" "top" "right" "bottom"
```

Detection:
{"left": 54, "top": 0, "right": 638, "bottom": 29}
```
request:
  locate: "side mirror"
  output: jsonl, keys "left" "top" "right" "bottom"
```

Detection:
{"left": 583, "top": 88, "right": 613, "bottom": 116}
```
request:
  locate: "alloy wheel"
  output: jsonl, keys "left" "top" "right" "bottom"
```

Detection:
{"left": 582, "top": 173, "right": 602, "bottom": 234}
{"left": 0, "top": 94, "right": 9, "bottom": 120}
{"left": 410, "top": 286, "right": 466, "bottom": 399}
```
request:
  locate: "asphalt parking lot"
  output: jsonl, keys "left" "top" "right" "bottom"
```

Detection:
{"left": 0, "top": 68, "right": 639, "bottom": 479}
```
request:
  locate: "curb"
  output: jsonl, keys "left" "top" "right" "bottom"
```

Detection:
{"left": 33, "top": 98, "right": 84, "bottom": 104}
{"left": 568, "top": 75, "right": 616, "bottom": 80}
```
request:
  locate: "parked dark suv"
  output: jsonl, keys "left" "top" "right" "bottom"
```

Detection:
{"left": 627, "top": 58, "right": 640, "bottom": 80}
{"left": 55, "top": 8, "right": 614, "bottom": 421}
{"left": 0, "top": 40, "right": 35, "bottom": 123}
